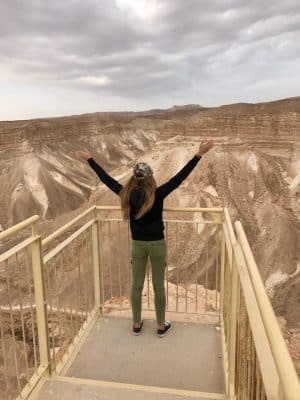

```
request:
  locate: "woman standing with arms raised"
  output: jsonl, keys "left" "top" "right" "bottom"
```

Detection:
{"left": 76, "top": 140, "right": 214, "bottom": 337}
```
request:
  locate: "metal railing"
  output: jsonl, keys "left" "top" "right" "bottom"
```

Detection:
{"left": 95, "top": 206, "right": 223, "bottom": 316}
{"left": 0, "top": 207, "right": 99, "bottom": 400}
{"left": 0, "top": 206, "right": 299, "bottom": 400}
{"left": 221, "top": 209, "right": 300, "bottom": 400}
{"left": 0, "top": 216, "right": 45, "bottom": 400}
{"left": 42, "top": 217, "right": 96, "bottom": 373}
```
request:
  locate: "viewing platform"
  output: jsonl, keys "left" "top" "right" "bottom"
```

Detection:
{"left": 31, "top": 315, "right": 225, "bottom": 400}
{"left": 0, "top": 206, "right": 299, "bottom": 400}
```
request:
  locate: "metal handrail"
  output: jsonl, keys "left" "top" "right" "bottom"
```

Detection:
{"left": 0, "top": 215, "right": 39, "bottom": 241}
{"left": 95, "top": 205, "right": 224, "bottom": 213}
{"left": 235, "top": 220, "right": 300, "bottom": 399}
{"left": 221, "top": 207, "right": 300, "bottom": 399}
{"left": 42, "top": 206, "right": 95, "bottom": 246}
{"left": 1, "top": 206, "right": 299, "bottom": 400}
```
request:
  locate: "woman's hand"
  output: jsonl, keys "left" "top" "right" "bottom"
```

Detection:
{"left": 76, "top": 149, "right": 92, "bottom": 161}
{"left": 197, "top": 140, "right": 214, "bottom": 157}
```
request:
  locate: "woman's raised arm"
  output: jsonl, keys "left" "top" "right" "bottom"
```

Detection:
{"left": 157, "top": 140, "right": 214, "bottom": 198}
{"left": 76, "top": 149, "right": 123, "bottom": 195}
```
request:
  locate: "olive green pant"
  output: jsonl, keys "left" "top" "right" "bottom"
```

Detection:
{"left": 130, "top": 239, "right": 167, "bottom": 325}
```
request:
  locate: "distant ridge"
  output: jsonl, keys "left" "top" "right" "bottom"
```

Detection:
{"left": 1, "top": 96, "right": 299, "bottom": 124}
{"left": 215, "top": 96, "right": 300, "bottom": 114}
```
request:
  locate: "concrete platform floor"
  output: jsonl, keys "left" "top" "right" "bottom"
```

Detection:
{"left": 31, "top": 377, "right": 226, "bottom": 400}
{"left": 29, "top": 315, "right": 226, "bottom": 400}
{"left": 65, "top": 315, "right": 225, "bottom": 393}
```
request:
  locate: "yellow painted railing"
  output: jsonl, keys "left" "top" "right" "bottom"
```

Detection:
{"left": 95, "top": 206, "right": 223, "bottom": 316}
{"left": 0, "top": 206, "right": 299, "bottom": 400}
{"left": 221, "top": 209, "right": 300, "bottom": 400}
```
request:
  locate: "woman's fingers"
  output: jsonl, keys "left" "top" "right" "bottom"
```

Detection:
{"left": 198, "top": 139, "right": 214, "bottom": 155}
{"left": 75, "top": 150, "right": 89, "bottom": 160}
{"left": 203, "top": 140, "right": 213, "bottom": 147}
{"left": 200, "top": 140, "right": 213, "bottom": 147}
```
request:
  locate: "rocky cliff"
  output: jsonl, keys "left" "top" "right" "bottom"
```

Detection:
{"left": 1, "top": 97, "right": 299, "bottom": 226}
{"left": 0, "top": 96, "right": 299, "bottom": 375}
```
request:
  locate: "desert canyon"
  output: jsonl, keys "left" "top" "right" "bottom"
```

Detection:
{"left": 0, "top": 97, "right": 299, "bottom": 389}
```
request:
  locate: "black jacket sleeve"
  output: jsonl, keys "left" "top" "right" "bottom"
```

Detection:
{"left": 87, "top": 158, "right": 123, "bottom": 195}
{"left": 157, "top": 155, "right": 201, "bottom": 198}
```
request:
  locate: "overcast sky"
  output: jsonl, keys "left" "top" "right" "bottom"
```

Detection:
{"left": 1, "top": 0, "right": 300, "bottom": 121}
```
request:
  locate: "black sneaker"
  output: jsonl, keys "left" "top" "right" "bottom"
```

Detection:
{"left": 157, "top": 321, "right": 172, "bottom": 337}
{"left": 132, "top": 320, "right": 143, "bottom": 336}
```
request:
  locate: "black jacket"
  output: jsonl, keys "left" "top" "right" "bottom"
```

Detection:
{"left": 87, "top": 155, "right": 201, "bottom": 240}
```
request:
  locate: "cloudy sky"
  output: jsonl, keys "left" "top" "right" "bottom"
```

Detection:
{"left": 1, "top": 0, "right": 300, "bottom": 120}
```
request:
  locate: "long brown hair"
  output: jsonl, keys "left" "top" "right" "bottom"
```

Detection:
{"left": 120, "top": 175, "right": 157, "bottom": 220}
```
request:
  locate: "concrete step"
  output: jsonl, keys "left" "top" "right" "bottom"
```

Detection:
{"left": 31, "top": 376, "right": 226, "bottom": 400}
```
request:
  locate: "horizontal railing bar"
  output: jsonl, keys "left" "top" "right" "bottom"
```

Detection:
{"left": 101, "top": 304, "right": 220, "bottom": 316}
{"left": 0, "top": 215, "right": 39, "bottom": 241}
{"left": 95, "top": 205, "right": 224, "bottom": 213}
{"left": 165, "top": 207, "right": 224, "bottom": 212}
{"left": 235, "top": 220, "right": 300, "bottom": 399}
{"left": 98, "top": 218, "right": 124, "bottom": 222}
{"left": 164, "top": 219, "right": 222, "bottom": 224}
{"left": 45, "top": 306, "right": 87, "bottom": 316}
{"left": 42, "top": 206, "right": 95, "bottom": 247}
{"left": 95, "top": 205, "right": 120, "bottom": 210}
{"left": 0, "top": 304, "right": 36, "bottom": 312}
{"left": 99, "top": 218, "right": 222, "bottom": 224}
{"left": 0, "top": 304, "right": 87, "bottom": 316}
{"left": 43, "top": 220, "right": 94, "bottom": 264}
{"left": 0, "top": 235, "right": 39, "bottom": 263}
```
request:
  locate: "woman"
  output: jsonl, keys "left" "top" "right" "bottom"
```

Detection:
{"left": 76, "top": 140, "right": 214, "bottom": 337}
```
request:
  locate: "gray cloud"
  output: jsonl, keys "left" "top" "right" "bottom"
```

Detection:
{"left": 1, "top": 0, "right": 300, "bottom": 119}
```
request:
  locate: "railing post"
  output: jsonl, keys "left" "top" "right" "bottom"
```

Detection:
{"left": 31, "top": 235, "right": 50, "bottom": 372}
{"left": 31, "top": 220, "right": 38, "bottom": 236}
{"left": 220, "top": 225, "right": 226, "bottom": 318}
{"left": 228, "top": 249, "right": 239, "bottom": 399}
{"left": 92, "top": 208, "right": 102, "bottom": 311}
